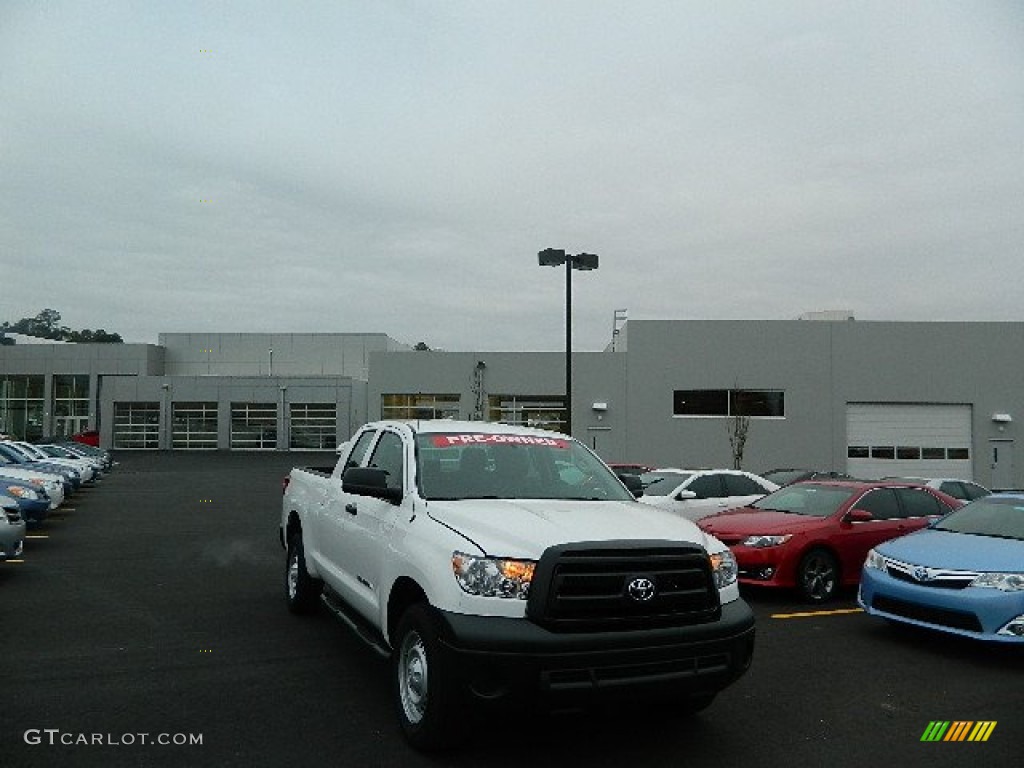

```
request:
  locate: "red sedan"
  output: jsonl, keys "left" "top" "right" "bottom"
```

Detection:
{"left": 698, "top": 480, "right": 962, "bottom": 603}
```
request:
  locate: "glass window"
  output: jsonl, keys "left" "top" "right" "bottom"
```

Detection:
{"left": 112, "top": 402, "right": 160, "bottom": 449}
{"left": 687, "top": 475, "right": 724, "bottom": 499}
{"left": 921, "top": 447, "right": 945, "bottom": 460}
{"left": 938, "top": 481, "right": 967, "bottom": 500}
{"left": 963, "top": 482, "right": 990, "bottom": 500}
{"left": 897, "top": 446, "right": 921, "bottom": 460}
{"left": 752, "top": 484, "right": 854, "bottom": 517}
{"left": 947, "top": 448, "right": 970, "bottom": 460}
{"left": 673, "top": 390, "right": 728, "bottom": 416}
{"left": 368, "top": 431, "right": 404, "bottom": 492}
{"left": 895, "top": 488, "right": 947, "bottom": 518}
{"left": 639, "top": 471, "right": 693, "bottom": 496}
{"left": 847, "top": 446, "right": 869, "bottom": 459}
{"left": 854, "top": 489, "right": 901, "bottom": 519}
{"left": 172, "top": 402, "right": 218, "bottom": 449}
{"left": 871, "top": 446, "right": 895, "bottom": 459}
{"left": 724, "top": 474, "right": 770, "bottom": 496}
{"left": 230, "top": 403, "right": 277, "bottom": 450}
{"left": 488, "top": 395, "right": 565, "bottom": 432}
{"left": 381, "top": 394, "right": 460, "bottom": 420}
{"left": 731, "top": 390, "right": 785, "bottom": 417}
{"left": 345, "top": 430, "right": 378, "bottom": 469}
{"left": 289, "top": 403, "right": 337, "bottom": 450}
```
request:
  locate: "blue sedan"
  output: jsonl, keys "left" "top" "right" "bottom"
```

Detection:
{"left": 859, "top": 493, "right": 1024, "bottom": 643}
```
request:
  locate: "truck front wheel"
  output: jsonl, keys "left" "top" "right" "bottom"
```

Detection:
{"left": 393, "top": 603, "right": 462, "bottom": 751}
{"left": 285, "top": 531, "right": 322, "bottom": 614}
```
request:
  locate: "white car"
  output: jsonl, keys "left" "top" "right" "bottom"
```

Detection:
{"left": 638, "top": 468, "right": 779, "bottom": 522}
{"left": 0, "top": 455, "right": 66, "bottom": 509}
{"left": 3, "top": 441, "right": 96, "bottom": 483}
{"left": 882, "top": 476, "right": 990, "bottom": 503}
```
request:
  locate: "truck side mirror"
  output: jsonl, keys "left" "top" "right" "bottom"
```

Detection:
{"left": 342, "top": 467, "right": 403, "bottom": 504}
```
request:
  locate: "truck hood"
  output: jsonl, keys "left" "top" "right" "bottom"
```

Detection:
{"left": 425, "top": 498, "right": 719, "bottom": 559}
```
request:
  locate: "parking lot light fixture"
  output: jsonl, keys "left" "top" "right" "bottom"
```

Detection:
{"left": 537, "top": 248, "right": 600, "bottom": 437}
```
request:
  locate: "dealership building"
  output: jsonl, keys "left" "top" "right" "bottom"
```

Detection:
{"left": 1, "top": 319, "right": 1021, "bottom": 489}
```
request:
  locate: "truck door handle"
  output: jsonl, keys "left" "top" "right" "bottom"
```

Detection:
{"left": 345, "top": 503, "right": 358, "bottom": 516}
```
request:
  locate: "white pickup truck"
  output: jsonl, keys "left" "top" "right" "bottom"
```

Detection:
{"left": 280, "top": 420, "right": 755, "bottom": 750}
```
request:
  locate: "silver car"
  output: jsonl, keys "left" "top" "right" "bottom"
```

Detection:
{"left": 0, "top": 498, "right": 26, "bottom": 562}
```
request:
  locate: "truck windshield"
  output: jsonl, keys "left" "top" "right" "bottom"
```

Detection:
{"left": 415, "top": 433, "right": 634, "bottom": 502}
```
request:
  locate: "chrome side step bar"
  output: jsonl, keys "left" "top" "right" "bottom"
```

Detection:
{"left": 320, "top": 589, "right": 391, "bottom": 659}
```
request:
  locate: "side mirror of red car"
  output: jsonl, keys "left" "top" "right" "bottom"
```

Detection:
{"left": 847, "top": 508, "right": 874, "bottom": 522}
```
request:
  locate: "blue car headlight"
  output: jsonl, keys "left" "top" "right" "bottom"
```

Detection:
{"left": 971, "top": 573, "right": 1024, "bottom": 592}
{"left": 864, "top": 548, "right": 886, "bottom": 571}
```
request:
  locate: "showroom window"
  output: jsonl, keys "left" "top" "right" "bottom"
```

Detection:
{"left": 0, "top": 375, "right": 46, "bottom": 441}
{"left": 172, "top": 402, "right": 218, "bottom": 449}
{"left": 113, "top": 402, "right": 160, "bottom": 449}
{"left": 230, "top": 402, "right": 277, "bottom": 450}
{"left": 289, "top": 403, "right": 336, "bottom": 450}
{"left": 381, "top": 394, "right": 460, "bottom": 420}
{"left": 54, "top": 374, "right": 91, "bottom": 437}
{"left": 488, "top": 395, "right": 566, "bottom": 432}
{"left": 673, "top": 389, "right": 785, "bottom": 418}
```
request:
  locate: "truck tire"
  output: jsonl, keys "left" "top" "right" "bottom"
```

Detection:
{"left": 392, "top": 603, "right": 462, "bottom": 751}
{"left": 285, "top": 531, "right": 322, "bottom": 614}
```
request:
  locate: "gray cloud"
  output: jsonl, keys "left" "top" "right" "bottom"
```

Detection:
{"left": 2, "top": 1, "right": 1022, "bottom": 351}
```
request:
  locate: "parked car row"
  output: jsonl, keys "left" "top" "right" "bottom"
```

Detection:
{"left": 612, "top": 461, "right": 1018, "bottom": 643}
{"left": 0, "top": 439, "right": 114, "bottom": 566}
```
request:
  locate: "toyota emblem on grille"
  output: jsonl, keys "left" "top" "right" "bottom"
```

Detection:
{"left": 627, "top": 576, "right": 656, "bottom": 602}
{"left": 912, "top": 566, "right": 934, "bottom": 582}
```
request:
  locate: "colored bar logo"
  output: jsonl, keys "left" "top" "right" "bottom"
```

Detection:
{"left": 921, "top": 721, "right": 997, "bottom": 742}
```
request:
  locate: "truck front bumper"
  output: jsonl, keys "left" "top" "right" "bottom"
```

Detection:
{"left": 434, "top": 599, "right": 755, "bottom": 708}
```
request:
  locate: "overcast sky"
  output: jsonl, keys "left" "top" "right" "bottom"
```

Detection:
{"left": 2, "top": 1, "right": 1021, "bottom": 351}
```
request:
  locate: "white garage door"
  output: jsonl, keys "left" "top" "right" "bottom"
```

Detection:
{"left": 846, "top": 403, "right": 973, "bottom": 480}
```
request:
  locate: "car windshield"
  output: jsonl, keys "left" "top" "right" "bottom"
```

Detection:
{"left": 751, "top": 483, "right": 855, "bottom": 517}
{"left": 932, "top": 497, "right": 1024, "bottom": 541}
{"left": 639, "top": 472, "right": 693, "bottom": 496}
{"left": 414, "top": 432, "right": 634, "bottom": 502}
{"left": 762, "top": 469, "right": 808, "bottom": 485}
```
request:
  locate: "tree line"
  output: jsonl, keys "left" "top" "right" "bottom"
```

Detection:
{"left": 0, "top": 308, "right": 123, "bottom": 344}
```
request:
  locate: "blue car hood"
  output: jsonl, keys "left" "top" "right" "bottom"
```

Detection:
{"left": 879, "top": 529, "right": 1024, "bottom": 572}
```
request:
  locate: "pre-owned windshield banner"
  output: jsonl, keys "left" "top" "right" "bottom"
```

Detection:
{"left": 431, "top": 434, "right": 569, "bottom": 449}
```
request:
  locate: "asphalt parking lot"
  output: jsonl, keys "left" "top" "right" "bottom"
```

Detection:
{"left": 3, "top": 453, "right": 1020, "bottom": 767}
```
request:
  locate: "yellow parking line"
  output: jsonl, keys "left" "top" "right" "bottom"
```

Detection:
{"left": 4, "top": 559, "right": 26, "bottom": 564}
{"left": 772, "top": 608, "right": 864, "bottom": 619}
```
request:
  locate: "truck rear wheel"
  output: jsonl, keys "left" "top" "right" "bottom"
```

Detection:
{"left": 393, "top": 603, "right": 462, "bottom": 751}
{"left": 285, "top": 531, "right": 322, "bottom": 614}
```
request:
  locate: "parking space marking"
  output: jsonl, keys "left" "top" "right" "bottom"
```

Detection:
{"left": 26, "top": 534, "right": 50, "bottom": 539}
{"left": 771, "top": 608, "right": 864, "bottom": 620}
{"left": 4, "top": 559, "right": 26, "bottom": 564}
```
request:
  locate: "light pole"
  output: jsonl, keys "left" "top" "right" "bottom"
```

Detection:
{"left": 538, "top": 248, "right": 599, "bottom": 436}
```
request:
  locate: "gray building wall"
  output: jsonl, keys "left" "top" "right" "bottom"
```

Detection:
{"left": 158, "top": 332, "right": 410, "bottom": 379}
{"left": 100, "top": 375, "right": 365, "bottom": 450}
{"left": 619, "top": 320, "right": 1023, "bottom": 487}
{"left": 367, "top": 351, "right": 629, "bottom": 459}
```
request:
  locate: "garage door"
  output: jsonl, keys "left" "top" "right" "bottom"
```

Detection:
{"left": 846, "top": 404, "right": 973, "bottom": 480}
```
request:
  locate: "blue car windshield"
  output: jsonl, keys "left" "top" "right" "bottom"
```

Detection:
{"left": 932, "top": 498, "right": 1024, "bottom": 541}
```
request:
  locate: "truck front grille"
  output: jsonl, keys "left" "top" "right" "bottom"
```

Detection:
{"left": 526, "top": 541, "right": 721, "bottom": 632}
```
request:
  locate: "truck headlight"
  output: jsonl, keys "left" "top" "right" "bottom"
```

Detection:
{"left": 971, "top": 573, "right": 1024, "bottom": 592}
{"left": 452, "top": 552, "right": 535, "bottom": 599}
{"left": 741, "top": 534, "right": 792, "bottom": 548}
{"left": 710, "top": 549, "right": 738, "bottom": 589}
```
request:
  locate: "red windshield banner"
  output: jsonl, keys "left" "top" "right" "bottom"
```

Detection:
{"left": 431, "top": 433, "right": 570, "bottom": 449}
